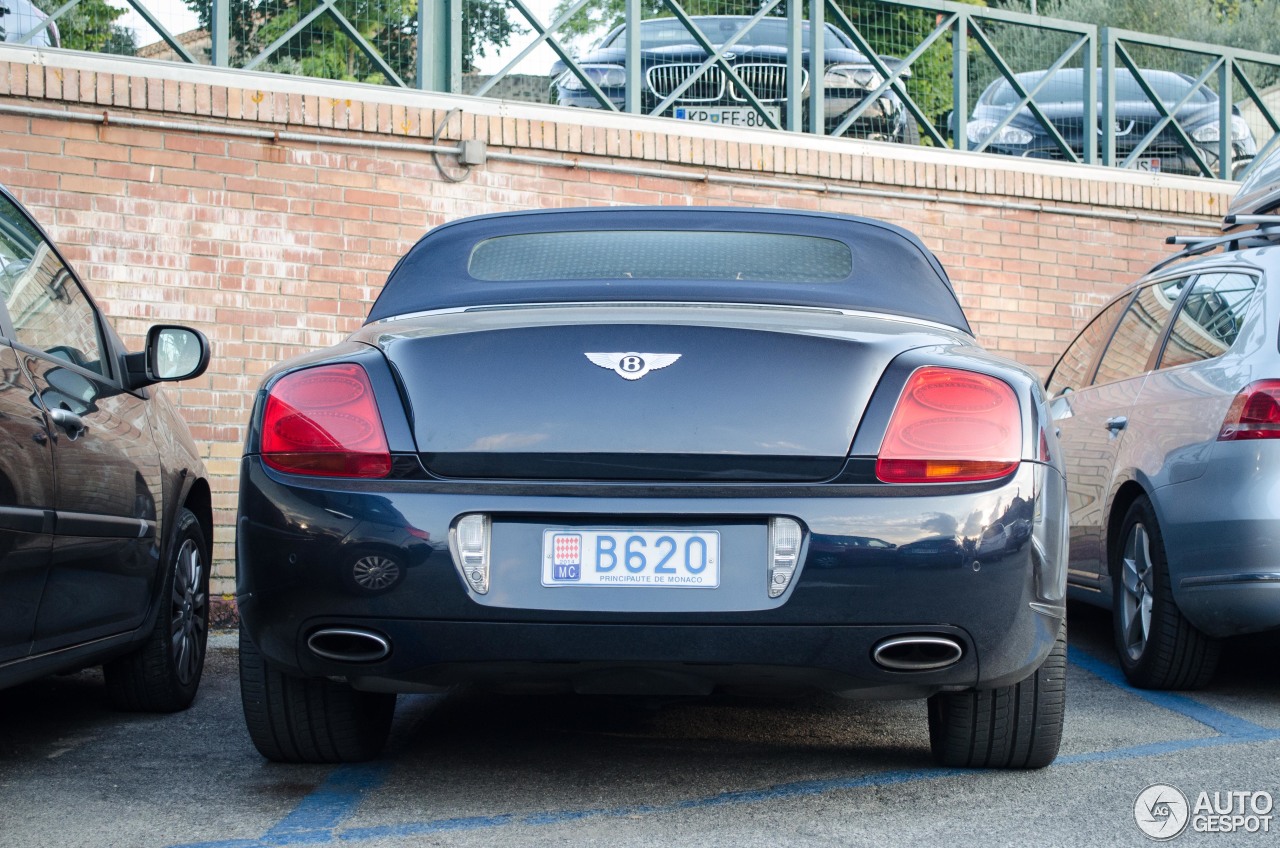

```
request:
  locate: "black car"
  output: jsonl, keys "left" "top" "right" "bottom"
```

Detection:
{"left": 551, "top": 16, "right": 915, "bottom": 142}
{"left": 967, "top": 68, "right": 1257, "bottom": 177}
{"left": 0, "top": 185, "right": 213, "bottom": 710}
{"left": 237, "top": 206, "right": 1069, "bottom": 768}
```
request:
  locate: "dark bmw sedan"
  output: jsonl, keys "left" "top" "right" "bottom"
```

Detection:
{"left": 0, "top": 186, "right": 213, "bottom": 710}
{"left": 237, "top": 207, "right": 1068, "bottom": 767}
{"left": 551, "top": 16, "right": 914, "bottom": 142}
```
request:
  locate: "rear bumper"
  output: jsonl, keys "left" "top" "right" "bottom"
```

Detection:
{"left": 237, "top": 458, "right": 1067, "bottom": 696}
{"left": 1158, "top": 441, "right": 1280, "bottom": 637}
{"left": 1174, "top": 575, "right": 1280, "bottom": 639}
{"left": 269, "top": 619, "right": 983, "bottom": 699}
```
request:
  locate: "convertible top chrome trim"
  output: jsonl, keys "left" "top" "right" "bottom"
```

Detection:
{"left": 374, "top": 301, "right": 972, "bottom": 336}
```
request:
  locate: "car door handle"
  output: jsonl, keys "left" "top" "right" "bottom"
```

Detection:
{"left": 48, "top": 408, "right": 87, "bottom": 439}
{"left": 1104, "top": 416, "right": 1128, "bottom": 432}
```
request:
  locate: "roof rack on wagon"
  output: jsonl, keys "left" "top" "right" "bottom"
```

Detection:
{"left": 1154, "top": 214, "right": 1280, "bottom": 274}
{"left": 1151, "top": 144, "right": 1280, "bottom": 274}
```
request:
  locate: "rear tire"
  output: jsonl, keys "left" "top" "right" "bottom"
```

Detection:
{"left": 927, "top": 622, "right": 1066, "bottom": 769}
{"left": 239, "top": 625, "right": 395, "bottom": 763}
{"left": 104, "top": 507, "right": 209, "bottom": 712}
{"left": 1111, "top": 496, "right": 1219, "bottom": 689}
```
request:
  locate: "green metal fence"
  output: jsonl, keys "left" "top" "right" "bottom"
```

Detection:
{"left": 1100, "top": 29, "right": 1280, "bottom": 179}
{"left": 5, "top": 0, "right": 1279, "bottom": 180}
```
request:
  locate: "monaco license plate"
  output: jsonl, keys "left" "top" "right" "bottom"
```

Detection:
{"left": 672, "top": 106, "right": 780, "bottom": 129}
{"left": 542, "top": 529, "right": 720, "bottom": 588}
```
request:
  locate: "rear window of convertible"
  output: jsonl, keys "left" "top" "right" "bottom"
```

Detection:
{"left": 467, "top": 231, "right": 854, "bottom": 283}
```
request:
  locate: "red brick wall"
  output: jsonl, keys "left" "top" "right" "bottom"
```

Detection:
{"left": 0, "top": 49, "right": 1233, "bottom": 593}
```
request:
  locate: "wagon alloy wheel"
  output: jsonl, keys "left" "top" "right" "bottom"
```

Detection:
{"left": 170, "top": 538, "right": 207, "bottom": 686}
{"left": 1110, "top": 496, "right": 1220, "bottom": 690}
{"left": 1118, "top": 523, "right": 1155, "bottom": 662}
{"left": 105, "top": 507, "right": 210, "bottom": 712}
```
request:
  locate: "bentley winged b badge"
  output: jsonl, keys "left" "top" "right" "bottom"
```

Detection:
{"left": 585, "top": 352, "right": 682, "bottom": 380}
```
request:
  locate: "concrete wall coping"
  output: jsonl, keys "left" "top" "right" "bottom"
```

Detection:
{"left": 0, "top": 42, "right": 1235, "bottom": 198}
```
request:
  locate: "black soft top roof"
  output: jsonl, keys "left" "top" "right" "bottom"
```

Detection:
{"left": 365, "top": 206, "right": 971, "bottom": 333}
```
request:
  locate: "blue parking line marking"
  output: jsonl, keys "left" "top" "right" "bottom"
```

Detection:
{"left": 336, "top": 769, "right": 967, "bottom": 841}
{"left": 1067, "top": 646, "right": 1272, "bottom": 738}
{"left": 263, "top": 764, "right": 392, "bottom": 838}
{"left": 167, "top": 650, "right": 1280, "bottom": 848}
{"left": 175, "top": 765, "right": 391, "bottom": 848}
{"left": 1057, "top": 732, "right": 1280, "bottom": 766}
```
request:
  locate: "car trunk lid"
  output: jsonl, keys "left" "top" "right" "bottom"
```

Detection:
{"left": 368, "top": 308, "right": 955, "bottom": 482}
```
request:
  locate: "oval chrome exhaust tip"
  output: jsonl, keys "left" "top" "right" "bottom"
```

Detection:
{"left": 307, "top": 628, "right": 391, "bottom": 663}
{"left": 872, "top": 635, "right": 963, "bottom": 671}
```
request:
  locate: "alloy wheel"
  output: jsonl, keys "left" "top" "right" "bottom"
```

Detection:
{"left": 1119, "top": 522, "right": 1155, "bottom": 662}
{"left": 170, "top": 538, "right": 207, "bottom": 686}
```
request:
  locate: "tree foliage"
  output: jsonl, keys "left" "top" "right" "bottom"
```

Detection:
{"left": 182, "top": 0, "right": 523, "bottom": 80}
{"left": 462, "top": 0, "right": 525, "bottom": 71}
{"left": 1009, "top": 0, "right": 1280, "bottom": 89}
{"left": 1043, "top": 0, "right": 1280, "bottom": 58}
{"left": 33, "top": 0, "right": 136, "bottom": 54}
{"left": 552, "top": 0, "right": 757, "bottom": 40}
{"left": 837, "top": 1, "right": 959, "bottom": 138}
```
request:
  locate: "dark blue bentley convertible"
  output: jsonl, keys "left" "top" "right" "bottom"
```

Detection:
{"left": 236, "top": 207, "right": 1069, "bottom": 767}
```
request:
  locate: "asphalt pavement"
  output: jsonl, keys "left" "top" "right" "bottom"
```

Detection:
{"left": 1, "top": 604, "right": 1278, "bottom": 847}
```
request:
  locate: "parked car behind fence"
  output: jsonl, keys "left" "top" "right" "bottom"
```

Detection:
{"left": 969, "top": 67, "right": 1257, "bottom": 178}
{"left": 552, "top": 16, "right": 917, "bottom": 143}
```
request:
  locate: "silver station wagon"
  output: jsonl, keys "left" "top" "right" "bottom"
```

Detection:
{"left": 1049, "top": 148, "right": 1280, "bottom": 689}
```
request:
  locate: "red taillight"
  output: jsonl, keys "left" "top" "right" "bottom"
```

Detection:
{"left": 875, "top": 367, "right": 1022, "bottom": 483}
{"left": 261, "top": 363, "right": 391, "bottom": 478}
{"left": 1218, "top": 380, "right": 1280, "bottom": 441}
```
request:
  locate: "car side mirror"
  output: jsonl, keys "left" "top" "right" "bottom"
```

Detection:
{"left": 126, "top": 325, "right": 210, "bottom": 388}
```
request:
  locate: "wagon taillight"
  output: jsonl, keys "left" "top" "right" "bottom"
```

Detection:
{"left": 875, "top": 367, "right": 1021, "bottom": 483}
{"left": 260, "top": 363, "right": 392, "bottom": 478}
{"left": 1218, "top": 380, "right": 1280, "bottom": 441}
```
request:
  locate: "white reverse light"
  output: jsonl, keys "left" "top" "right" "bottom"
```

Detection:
{"left": 768, "top": 517, "right": 802, "bottom": 598}
{"left": 452, "top": 514, "right": 491, "bottom": 595}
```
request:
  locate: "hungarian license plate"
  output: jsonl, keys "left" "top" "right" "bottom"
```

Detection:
{"left": 672, "top": 106, "right": 780, "bottom": 129}
{"left": 542, "top": 529, "right": 720, "bottom": 588}
{"left": 1135, "top": 157, "right": 1162, "bottom": 172}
